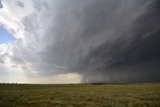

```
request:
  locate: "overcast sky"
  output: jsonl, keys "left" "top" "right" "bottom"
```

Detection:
{"left": 0, "top": 0, "right": 160, "bottom": 83}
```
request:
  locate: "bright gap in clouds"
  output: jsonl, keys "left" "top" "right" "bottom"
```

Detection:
{"left": 0, "top": 27, "right": 15, "bottom": 44}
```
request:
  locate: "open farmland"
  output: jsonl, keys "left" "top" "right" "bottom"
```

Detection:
{"left": 0, "top": 84, "right": 160, "bottom": 107}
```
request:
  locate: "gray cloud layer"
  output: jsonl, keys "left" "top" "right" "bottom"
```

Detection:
{"left": 15, "top": 1, "right": 24, "bottom": 8}
{"left": 9, "top": 0, "right": 160, "bottom": 83}
{"left": 0, "top": 0, "right": 3, "bottom": 8}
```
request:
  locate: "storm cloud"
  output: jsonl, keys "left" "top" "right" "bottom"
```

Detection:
{"left": 0, "top": 0, "right": 160, "bottom": 83}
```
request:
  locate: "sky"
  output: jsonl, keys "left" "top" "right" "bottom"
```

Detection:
{"left": 0, "top": 0, "right": 160, "bottom": 83}
{"left": 0, "top": 27, "right": 15, "bottom": 44}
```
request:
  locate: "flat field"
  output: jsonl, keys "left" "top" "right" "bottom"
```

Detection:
{"left": 0, "top": 84, "right": 160, "bottom": 107}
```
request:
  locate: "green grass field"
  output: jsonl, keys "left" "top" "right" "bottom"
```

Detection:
{"left": 0, "top": 84, "right": 160, "bottom": 107}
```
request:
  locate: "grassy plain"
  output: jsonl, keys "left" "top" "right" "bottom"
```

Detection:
{"left": 0, "top": 83, "right": 160, "bottom": 107}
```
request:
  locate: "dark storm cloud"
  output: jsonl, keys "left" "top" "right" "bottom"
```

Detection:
{"left": 77, "top": 0, "right": 160, "bottom": 82}
{"left": 17, "top": 0, "right": 160, "bottom": 82}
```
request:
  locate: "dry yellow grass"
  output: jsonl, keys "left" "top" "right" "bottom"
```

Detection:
{"left": 0, "top": 83, "right": 160, "bottom": 107}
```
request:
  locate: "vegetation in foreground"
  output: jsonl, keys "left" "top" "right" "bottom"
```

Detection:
{"left": 0, "top": 83, "right": 160, "bottom": 107}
